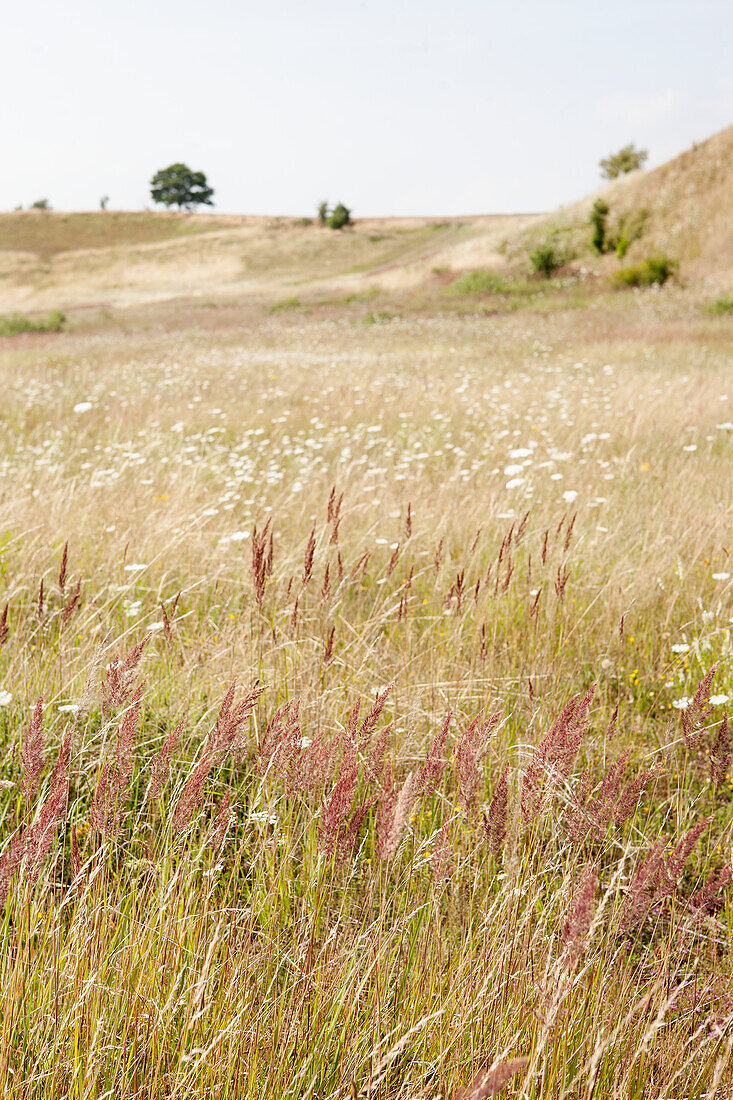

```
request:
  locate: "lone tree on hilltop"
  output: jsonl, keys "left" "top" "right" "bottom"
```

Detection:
{"left": 327, "top": 202, "right": 352, "bottom": 230}
{"left": 599, "top": 143, "right": 648, "bottom": 180}
{"left": 150, "top": 163, "right": 214, "bottom": 210}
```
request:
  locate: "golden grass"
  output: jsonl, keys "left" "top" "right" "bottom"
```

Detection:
{"left": 0, "top": 226, "right": 732, "bottom": 1097}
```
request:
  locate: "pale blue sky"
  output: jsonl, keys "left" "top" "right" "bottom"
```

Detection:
{"left": 3, "top": 0, "right": 731, "bottom": 216}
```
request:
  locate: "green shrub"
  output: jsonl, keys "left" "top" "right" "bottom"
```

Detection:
{"left": 297, "top": 217, "right": 313, "bottom": 227}
{"left": 614, "top": 208, "right": 648, "bottom": 258}
{"left": 706, "top": 294, "right": 733, "bottom": 315}
{"left": 530, "top": 242, "right": 563, "bottom": 278}
{"left": 612, "top": 254, "right": 676, "bottom": 288}
{"left": 31, "top": 198, "right": 51, "bottom": 210}
{"left": 590, "top": 200, "right": 610, "bottom": 254}
{"left": 317, "top": 200, "right": 329, "bottom": 225}
{"left": 449, "top": 270, "right": 505, "bottom": 295}
{"left": 0, "top": 310, "right": 66, "bottom": 337}
{"left": 327, "top": 203, "right": 352, "bottom": 230}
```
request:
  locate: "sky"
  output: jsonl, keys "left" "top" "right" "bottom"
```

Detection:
{"left": 2, "top": 0, "right": 732, "bottom": 217}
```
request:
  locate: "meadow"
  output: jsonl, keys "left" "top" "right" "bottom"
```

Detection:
{"left": 0, "top": 198, "right": 732, "bottom": 1098}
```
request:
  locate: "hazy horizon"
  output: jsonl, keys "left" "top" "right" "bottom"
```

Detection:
{"left": 3, "top": 0, "right": 732, "bottom": 217}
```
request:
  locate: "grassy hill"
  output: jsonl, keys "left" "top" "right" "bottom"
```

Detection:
{"left": 504, "top": 123, "right": 733, "bottom": 285}
{"left": 1, "top": 124, "right": 731, "bottom": 315}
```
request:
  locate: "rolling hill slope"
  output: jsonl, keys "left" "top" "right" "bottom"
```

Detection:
{"left": 0, "top": 123, "right": 730, "bottom": 313}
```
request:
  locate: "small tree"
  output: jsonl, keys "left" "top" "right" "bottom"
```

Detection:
{"left": 590, "top": 199, "right": 610, "bottom": 254}
{"left": 100, "top": 195, "right": 110, "bottom": 211}
{"left": 150, "top": 163, "right": 214, "bottom": 210}
{"left": 31, "top": 198, "right": 51, "bottom": 210}
{"left": 599, "top": 143, "right": 648, "bottom": 180}
{"left": 327, "top": 202, "right": 352, "bottom": 230}
{"left": 317, "top": 200, "right": 329, "bottom": 225}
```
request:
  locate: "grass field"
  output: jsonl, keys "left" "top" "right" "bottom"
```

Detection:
{"left": 1, "top": 170, "right": 733, "bottom": 1097}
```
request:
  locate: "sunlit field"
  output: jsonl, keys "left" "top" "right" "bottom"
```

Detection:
{"left": 1, "top": 272, "right": 733, "bottom": 1097}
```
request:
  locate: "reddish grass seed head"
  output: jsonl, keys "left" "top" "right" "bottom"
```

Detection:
{"left": 21, "top": 695, "right": 45, "bottom": 802}
{"left": 416, "top": 710, "right": 451, "bottom": 797}
{"left": 484, "top": 763, "right": 509, "bottom": 856}
{"left": 149, "top": 717, "right": 186, "bottom": 799}
{"left": 58, "top": 540, "right": 68, "bottom": 593}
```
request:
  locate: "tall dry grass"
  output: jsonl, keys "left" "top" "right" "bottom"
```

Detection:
{"left": 0, "top": 293, "right": 732, "bottom": 1097}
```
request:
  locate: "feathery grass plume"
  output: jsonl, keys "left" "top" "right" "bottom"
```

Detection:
{"left": 0, "top": 831, "right": 27, "bottom": 906}
{"left": 364, "top": 718, "right": 392, "bottom": 785}
{"left": 302, "top": 524, "right": 316, "bottom": 585}
{"left": 206, "top": 790, "right": 233, "bottom": 852}
{"left": 326, "top": 484, "right": 343, "bottom": 524}
{"left": 21, "top": 695, "right": 45, "bottom": 802}
{"left": 90, "top": 683, "right": 144, "bottom": 835}
{"left": 521, "top": 685, "right": 596, "bottom": 818}
{"left": 149, "top": 717, "right": 186, "bottom": 799}
{"left": 658, "top": 817, "right": 710, "bottom": 899}
{"left": 256, "top": 700, "right": 300, "bottom": 776}
{"left": 484, "top": 763, "right": 508, "bottom": 856}
{"left": 430, "top": 820, "right": 453, "bottom": 884}
{"left": 323, "top": 625, "right": 335, "bottom": 665}
{"left": 172, "top": 748, "right": 216, "bottom": 833}
{"left": 318, "top": 739, "right": 358, "bottom": 859}
{"left": 450, "top": 569, "right": 465, "bottom": 612}
{"left": 561, "top": 864, "right": 598, "bottom": 967}
{"left": 101, "top": 633, "right": 151, "bottom": 715}
{"left": 36, "top": 577, "right": 44, "bottom": 622}
{"left": 211, "top": 681, "right": 264, "bottom": 757}
{"left": 379, "top": 771, "right": 417, "bottom": 861}
{"left": 251, "top": 519, "right": 272, "bottom": 608}
{"left": 554, "top": 563, "right": 570, "bottom": 601}
{"left": 682, "top": 664, "right": 717, "bottom": 748}
{"left": 620, "top": 841, "right": 666, "bottom": 931}
{"left": 58, "top": 540, "right": 68, "bottom": 593}
{"left": 387, "top": 543, "right": 400, "bottom": 576}
{"left": 24, "top": 730, "right": 72, "bottom": 882}
{"left": 516, "top": 508, "right": 530, "bottom": 543}
{"left": 321, "top": 562, "right": 331, "bottom": 599}
{"left": 160, "top": 589, "right": 180, "bottom": 641}
{"left": 434, "top": 537, "right": 443, "bottom": 574}
{"left": 61, "top": 577, "right": 81, "bottom": 628}
{"left": 455, "top": 711, "right": 500, "bottom": 812}
{"left": 563, "top": 511, "right": 577, "bottom": 553}
{"left": 357, "top": 684, "right": 393, "bottom": 750}
{"left": 404, "top": 501, "right": 412, "bottom": 539}
{"left": 173, "top": 682, "right": 263, "bottom": 831}
{"left": 416, "top": 711, "right": 451, "bottom": 796}
{"left": 454, "top": 1057, "right": 529, "bottom": 1099}
{"left": 0, "top": 602, "right": 7, "bottom": 646}
{"left": 290, "top": 596, "right": 299, "bottom": 632}
{"left": 691, "top": 864, "right": 732, "bottom": 915}
{"left": 709, "top": 715, "right": 730, "bottom": 789}
{"left": 566, "top": 751, "right": 630, "bottom": 843}
{"left": 612, "top": 762, "right": 660, "bottom": 827}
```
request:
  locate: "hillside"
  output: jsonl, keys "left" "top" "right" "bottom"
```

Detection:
{"left": 0, "top": 124, "right": 731, "bottom": 313}
{"left": 0, "top": 210, "right": 535, "bottom": 312}
{"left": 505, "top": 123, "right": 733, "bottom": 284}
